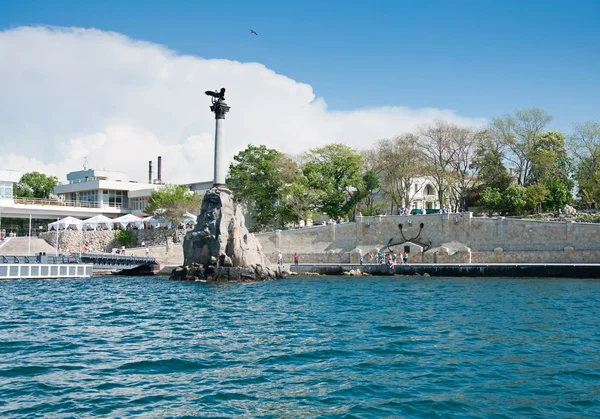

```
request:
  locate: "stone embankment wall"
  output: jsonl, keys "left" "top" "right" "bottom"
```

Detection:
{"left": 256, "top": 213, "right": 600, "bottom": 264}
{"left": 39, "top": 228, "right": 191, "bottom": 254}
{"left": 38, "top": 214, "right": 600, "bottom": 264}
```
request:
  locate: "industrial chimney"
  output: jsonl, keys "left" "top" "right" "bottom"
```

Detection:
{"left": 148, "top": 161, "right": 153, "bottom": 184}
{"left": 157, "top": 156, "right": 162, "bottom": 184}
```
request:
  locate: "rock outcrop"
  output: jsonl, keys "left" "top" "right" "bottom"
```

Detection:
{"left": 176, "top": 187, "right": 278, "bottom": 281}
{"left": 563, "top": 204, "right": 577, "bottom": 216}
{"left": 170, "top": 263, "right": 286, "bottom": 282}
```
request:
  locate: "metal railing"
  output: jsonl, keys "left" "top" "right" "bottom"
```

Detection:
{"left": 1, "top": 253, "right": 155, "bottom": 267}
{"left": 12, "top": 197, "right": 125, "bottom": 210}
{"left": 80, "top": 253, "right": 156, "bottom": 267}
{"left": 0, "top": 255, "right": 82, "bottom": 264}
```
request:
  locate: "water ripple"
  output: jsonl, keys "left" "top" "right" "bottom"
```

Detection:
{"left": 1, "top": 276, "right": 600, "bottom": 418}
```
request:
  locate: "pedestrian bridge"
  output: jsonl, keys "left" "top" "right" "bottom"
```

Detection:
{"left": 79, "top": 253, "right": 157, "bottom": 269}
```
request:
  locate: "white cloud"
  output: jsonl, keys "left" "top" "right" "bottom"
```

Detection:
{"left": 0, "top": 26, "right": 487, "bottom": 184}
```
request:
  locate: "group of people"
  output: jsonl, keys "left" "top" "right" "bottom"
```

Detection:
{"left": 365, "top": 251, "right": 408, "bottom": 266}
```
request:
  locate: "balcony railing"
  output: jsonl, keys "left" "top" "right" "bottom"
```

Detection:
{"left": 12, "top": 197, "right": 126, "bottom": 210}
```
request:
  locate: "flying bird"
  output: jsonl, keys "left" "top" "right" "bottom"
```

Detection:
{"left": 249, "top": 29, "right": 258, "bottom": 36}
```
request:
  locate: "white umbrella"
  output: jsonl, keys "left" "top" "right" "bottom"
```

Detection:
{"left": 48, "top": 216, "right": 83, "bottom": 231}
{"left": 112, "top": 214, "right": 144, "bottom": 229}
{"left": 82, "top": 214, "right": 114, "bottom": 230}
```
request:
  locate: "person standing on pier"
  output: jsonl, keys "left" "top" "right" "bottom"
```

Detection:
{"left": 294, "top": 252, "right": 299, "bottom": 266}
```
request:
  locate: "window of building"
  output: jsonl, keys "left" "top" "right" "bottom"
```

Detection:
{"left": 79, "top": 190, "right": 98, "bottom": 202}
{"left": 102, "top": 190, "right": 128, "bottom": 208}
{"left": 0, "top": 181, "right": 14, "bottom": 199}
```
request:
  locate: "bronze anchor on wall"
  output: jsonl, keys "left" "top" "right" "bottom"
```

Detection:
{"left": 387, "top": 222, "right": 431, "bottom": 253}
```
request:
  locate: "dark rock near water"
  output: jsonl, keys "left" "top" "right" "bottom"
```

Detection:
{"left": 170, "top": 263, "right": 286, "bottom": 282}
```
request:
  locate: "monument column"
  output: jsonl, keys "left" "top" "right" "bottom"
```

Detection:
{"left": 208, "top": 90, "right": 230, "bottom": 188}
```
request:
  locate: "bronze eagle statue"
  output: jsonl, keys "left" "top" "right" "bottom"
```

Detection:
{"left": 205, "top": 87, "right": 226, "bottom": 101}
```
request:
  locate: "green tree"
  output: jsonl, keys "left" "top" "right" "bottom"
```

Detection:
{"left": 471, "top": 133, "right": 513, "bottom": 193}
{"left": 303, "top": 144, "right": 363, "bottom": 219}
{"left": 282, "top": 175, "right": 321, "bottom": 226}
{"left": 144, "top": 184, "right": 202, "bottom": 225}
{"left": 528, "top": 131, "right": 573, "bottom": 210}
{"left": 14, "top": 171, "right": 59, "bottom": 198}
{"left": 569, "top": 120, "right": 600, "bottom": 206}
{"left": 367, "top": 134, "right": 424, "bottom": 214}
{"left": 490, "top": 108, "right": 552, "bottom": 185}
{"left": 478, "top": 187, "right": 502, "bottom": 216}
{"left": 358, "top": 169, "right": 381, "bottom": 216}
{"left": 447, "top": 126, "right": 485, "bottom": 212}
{"left": 227, "top": 145, "right": 295, "bottom": 230}
{"left": 418, "top": 121, "right": 458, "bottom": 207}
{"left": 525, "top": 183, "right": 550, "bottom": 214}
{"left": 545, "top": 177, "right": 572, "bottom": 210}
{"left": 347, "top": 169, "right": 380, "bottom": 220}
{"left": 115, "top": 229, "right": 136, "bottom": 247}
{"left": 501, "top": 183, "right": 527, "bottom": 215}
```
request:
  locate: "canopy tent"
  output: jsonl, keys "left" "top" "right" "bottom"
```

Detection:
{"left": 82, "top": 215, "right": 114, "bottom": 230}
{"left": 141, "top": 216, "right": 170, "bottom": 228}
{"left": 112, "top": 214, "right": 144, "bottom": 229}
{"left": 48, "top": 216, "right": 83, "bottom": 231}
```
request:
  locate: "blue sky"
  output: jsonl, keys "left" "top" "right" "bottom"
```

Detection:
{"left": 1, "top": 0, "right": 598, "bottom": 133}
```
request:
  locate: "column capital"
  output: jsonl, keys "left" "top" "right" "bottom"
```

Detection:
{"left": 210, "top": 101, "right": 231, "bottom": 119}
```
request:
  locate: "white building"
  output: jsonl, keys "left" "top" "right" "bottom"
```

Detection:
{"left": 373, "top": 177, "right": 440, "bottom": 214}
{"left": 409, "top": 178, "right": 440, "bottom": 211}
{"left": 0, "top": 169, "right": 21, "bottom": 201}
{"left": 53, "top": 169, "right": 164, "bottom": 216}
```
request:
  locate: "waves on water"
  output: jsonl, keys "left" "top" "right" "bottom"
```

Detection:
{"left": 1, "top": 276, "right": 600, "bottom": 418}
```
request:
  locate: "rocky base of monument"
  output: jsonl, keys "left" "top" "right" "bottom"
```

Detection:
{"left": 181, "top": 187, "right": 277, "bottom": 280}
{"left": 169, "top": 263, "right": 288, "bottom": 282}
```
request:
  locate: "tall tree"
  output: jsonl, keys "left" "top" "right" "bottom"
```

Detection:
{"left": 346, "top": 169, "right": 380, "bottom": 219}
{"left": 282, "top": 175, "right": 321, "bottom": 226}
{"left": 447, "top": 126, "right": 484, "bottom": 212}
{"left": 227, "top": 145, "right": 296, "bottom": 230}
{"left": 489, "top": 107, "right": 552, "bottom": 185}
{"left": 303, "top": 143, "right": 363, "bottom": 219}
{"left": 478, "top": 187, "right": 503, "bottom": 216}
{"left": 418, "top": 121, "right": 460, "bottom": 208}
{"left": 144, "top": 184, "right": 202, "bottom": 225}
{"left": 527, "top": 131, "right": 573, "bottom": 209}
{"left": 367, "top": 134, "right": 424, "bottom": 213}
{"left": 14, "top": 171, "right": 59, "bottom": 199}
{"left": 569, "top": 120, "right": 600, "bottom": 205}
{"left": 501, "top": 183, "right": 527, "bottom": 215}
{"left": 525, "top": 183, "right": 550, "bottom": 214}
{"left": 471, "top": 132, "right": 513, "bottom": 192}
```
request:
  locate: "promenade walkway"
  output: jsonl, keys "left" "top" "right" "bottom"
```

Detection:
{"left": 291, "top": 263, "right": 600, "bottom": 278}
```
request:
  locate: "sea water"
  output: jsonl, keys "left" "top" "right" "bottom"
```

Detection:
{"left": 0, "top": 276, "right": 599, "bottom": 418}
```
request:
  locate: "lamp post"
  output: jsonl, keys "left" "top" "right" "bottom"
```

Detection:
{"left": 28, "top": 214, "right": 32, "bottom": 256}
